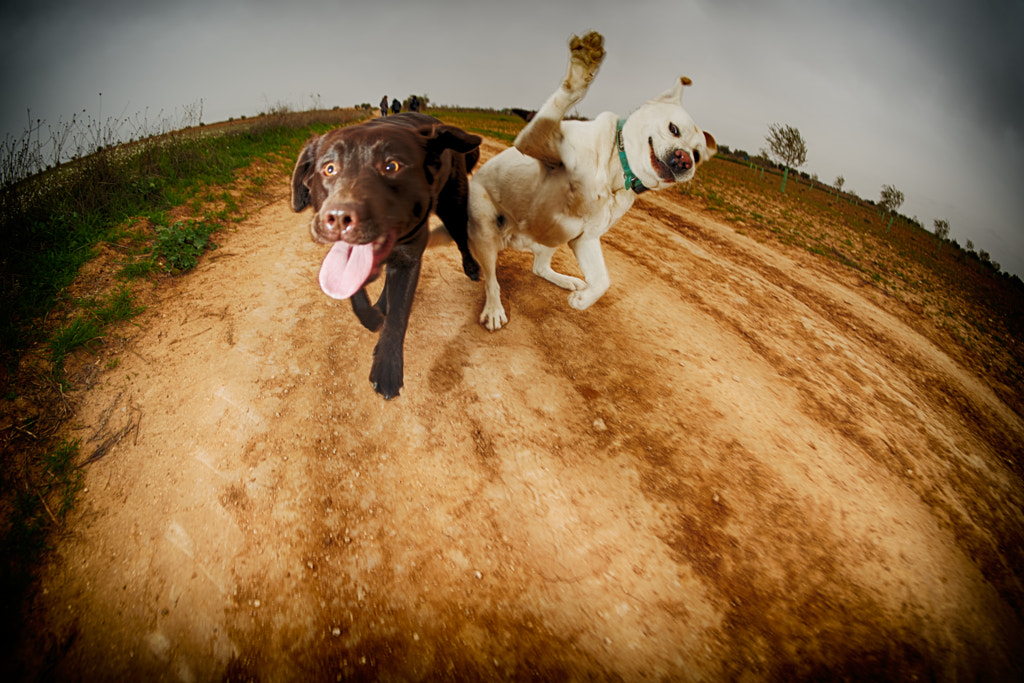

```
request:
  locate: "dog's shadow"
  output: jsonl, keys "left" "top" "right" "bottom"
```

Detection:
{"left": 425, "top": 250, "right": 628, "bottom": 398}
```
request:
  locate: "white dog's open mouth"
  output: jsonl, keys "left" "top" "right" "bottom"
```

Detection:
{"left": 318, "top": 229, "right": 397, "bottom": 300}
{"left": 648, "top": 137, "right": 695, "bottom": 182}
{"left": 648, "top": 138, "right": 676, "bottom": 182}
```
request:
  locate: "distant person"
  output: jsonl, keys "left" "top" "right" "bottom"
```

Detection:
{"left": 379, "top": 95, "right": 389, "bottom": 117}
{"left": 391, "top": 98, "right": 401, "bottom": 115}
{"left": 409, "top": 95, "right": 420, "bottom": 112}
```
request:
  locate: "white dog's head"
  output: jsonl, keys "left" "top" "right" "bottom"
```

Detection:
{"left": 620, "top": 77, "right": 717, "bottom": 190}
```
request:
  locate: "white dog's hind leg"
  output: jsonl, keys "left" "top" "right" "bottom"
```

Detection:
{"left": 531, "top": 244, "right": 585, "bottom": 291}
{"left": 468, "top": 189, "right": 509, "bottom": 331}
{"left": 474, "top": 238, "right": 508, "bottom": 330}
{"left": 566, "top": 237, "right": 610, "bottom": 310}
{"left": 478, "top": 266, "right": 508, "bottom": 331}
{"left": 479, "top": 246, "right": 512, "bottom": 331}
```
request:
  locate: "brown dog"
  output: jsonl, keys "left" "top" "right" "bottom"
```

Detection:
{"left": 290, "top": 113, "right": 481, "bottom": 399}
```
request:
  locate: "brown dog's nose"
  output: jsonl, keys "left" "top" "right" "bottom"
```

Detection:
{"left": 323, "top": 203, "right": 360, "bottom": 240}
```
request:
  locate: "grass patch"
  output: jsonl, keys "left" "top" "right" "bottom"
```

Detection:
{"left": 46, "top": 284, "right": 145, "bottom": 383}
{"left": 38, "top": 438, "right": 85, "bottom": 520}
{"left": 48, "top": 317, "right": 101, "bottom": 369}
{"left": 155, "top": 219, "right": 218, "bottom": 272}
{"left": 91, "top": 284, "right": 146, "bottom": 324}
{"left": 0, "top": 107, "right": 368, "bottom": 359}
{"left": 116, "top": 257, "right": 158, "bottom": 279}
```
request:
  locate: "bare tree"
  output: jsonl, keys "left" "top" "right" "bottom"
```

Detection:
{"left": 833, "top": 175, "right": 845, "bottom": 201}
{"left": 933, "top": 218, "right": 950, "bottom": 255}
{"left": 763, "top": 123, "right": 807, "bottom": 193}
{"left": 879, "top": 184, "right": 904, "bottom": 232}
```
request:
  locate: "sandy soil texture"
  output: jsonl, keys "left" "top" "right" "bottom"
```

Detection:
{"left": 21, "top": 139, "right": 1024, "bottom": 681}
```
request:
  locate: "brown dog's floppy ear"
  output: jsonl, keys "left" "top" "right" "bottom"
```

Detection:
{"left": 419, "top": 124, "right": 482, "bottom": 180}
{"left": 421, "top": 124, "right": 482, "bottom": 156}
{"left": 290, "top": 135, "right": 321, "bottom": 212}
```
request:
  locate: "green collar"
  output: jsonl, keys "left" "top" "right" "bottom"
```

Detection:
{"left": 616, "top": 118, "right": 647, "bottom": 194}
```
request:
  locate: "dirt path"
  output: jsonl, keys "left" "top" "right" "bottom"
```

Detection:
{"left": 21, "top": 139, "right": 1024, "bottom": 681}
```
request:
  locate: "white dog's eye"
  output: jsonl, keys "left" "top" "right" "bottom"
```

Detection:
{"left": 668, "top": 123, "right": 680, "bottom": 137}
{"left": 694, "top": 150, "right": 701, "bottom": 163}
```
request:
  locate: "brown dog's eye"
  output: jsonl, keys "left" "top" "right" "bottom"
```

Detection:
{"left": 384, "top": 160, "right": 401, "bottom": 173}
{"left": 322, "top": 162, "right": 337, "bottom": 176}
{"left": 668, "top": 123, "right": 680, "bottom": 137}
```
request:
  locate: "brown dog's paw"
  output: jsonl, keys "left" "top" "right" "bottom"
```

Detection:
{"left": 369, "top": 355, "right": 404, "bottom": 400}
{"left": 462, "top": 252, "right": 481, "bottom": 281}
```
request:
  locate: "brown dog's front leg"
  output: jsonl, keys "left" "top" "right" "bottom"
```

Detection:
{"left": 351, "top": 289, "right": 383, "bottom": 332}
{"left": 368, "top": 258, "right": 422, "bottom": 400}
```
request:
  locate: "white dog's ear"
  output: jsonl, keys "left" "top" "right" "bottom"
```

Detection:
{"left": 651, "top": 76, "right": 693, "bottom": 105}
{"left": 703, "top": 131, "right": 718, "bottom": 158}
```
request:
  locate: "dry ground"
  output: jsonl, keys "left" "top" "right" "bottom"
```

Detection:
{"left": 19, "top": 139, "right": 1024, "bottom": 681}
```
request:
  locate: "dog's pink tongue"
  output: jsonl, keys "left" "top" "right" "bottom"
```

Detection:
{"left": 318, "top": 241, "right": 374, "bottom": 299}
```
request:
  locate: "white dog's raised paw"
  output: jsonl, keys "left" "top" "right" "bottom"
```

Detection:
{"left": 570, "top": 31, "right": 605, "bottom": 69}
{"left": 566, "top": 31, "right": 605, "bottom": 91}
{"left": 480, "top": 304, "right": 509, "bottom": 331}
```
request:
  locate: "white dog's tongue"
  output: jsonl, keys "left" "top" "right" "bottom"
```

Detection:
{"left": 318, "top": 241, "right": 374, "bottom": 299}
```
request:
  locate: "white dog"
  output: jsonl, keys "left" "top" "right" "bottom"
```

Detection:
{"left": 466, "top": 31, "right": 716, "bottom": 330}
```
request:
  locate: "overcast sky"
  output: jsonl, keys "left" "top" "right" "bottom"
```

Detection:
{"left": 3, "top": 0, "right": 1023, "bottom": 277}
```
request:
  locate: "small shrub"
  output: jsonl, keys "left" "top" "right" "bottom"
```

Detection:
{"left": 116, "top": 258, "right": 157, "bottom": 279}
{"left": 155, "top": 219, "right": 217, "bottom": 272}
